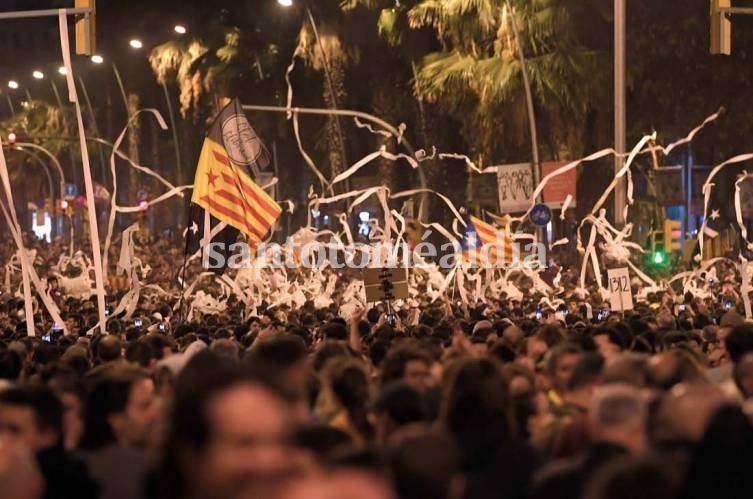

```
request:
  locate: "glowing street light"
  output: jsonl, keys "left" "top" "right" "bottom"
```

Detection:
{"left": 277, "top": 0, "right": 294, "bottom": 6}
{"left": 174, "top": 24, "right": 187, "bottom": 34}
{"left": 58, "top": 66, "right": 68, "bottom": 76}
{"left": 129, "top": 39, "right": 143, "bottom": 49}
{"left": 8, "top": 80, "right": 19, "bottom": 90}
{"left": 91, "top": 54, "right": 104, "bottom": 64}
{"left": 32, "top": 70, "right": 44, "bottom": 80}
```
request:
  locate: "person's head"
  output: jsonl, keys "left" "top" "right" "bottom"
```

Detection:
{"left": 725, "top": 324, "right": 753, "bottom": 364}
{"left": 125, "top": 340, "right": 155, "bottom": 368}
{"left": 0, "top": 384, "right": 63, "bottom": 451}
{"left": 245, "top": 334, "right": 308, "bottom": 398}
{"left": 387, "top": 426, "right": 463, "bottom": 499}
{"left": 601, "top": 353, "right": 651, "bottom": 388}
{"left": 97, "top": 334, "right": 122, "bottom": 364}
{"left": 648, "top": 350, "right": 704, "bottom": 391}
{"left": 589, "top": 383, "right": 646, "bottom": 453}
{"left": 80, "top": 366, "right": 157, "bottom": 450}
{"left": 545, "top": 343, "right": 583, "bottom": 394}
{"left": 328, "top": 359, "right": 374, "bottom": 443}
{"left": 374, "top": 382, "right": 427, "bottom": 445}
{"left": 441, "top": 357, "right": 512, "bottom": 465}
{"left": 0, "top": 349, "right": 22, "bottom": 382}
{"left": 160, "top": 363, "right": 295, "bottom": 499}
{"left": 565, "top": 352, "right": 605, "bottom": 410}
{"left": 211, "top": 339, "right": 239, "bottom": 361}
{"left": 380, "top": 347, "right": 432, "bottom": 393}
{"left": 734, "top": 352, "right": 753, "bottom": 399}
{"left": 48, "top": 367, "right": 86, "bottom": 450}
{"left": 592, "top": 327, "right": 624, "bottom": 359}
{"left": 143, "top": 333, "right": 175, "bottom": 360}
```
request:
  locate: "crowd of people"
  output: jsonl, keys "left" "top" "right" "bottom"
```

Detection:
{"left": 2, "top": 232, "right": 753, "bottom": 499}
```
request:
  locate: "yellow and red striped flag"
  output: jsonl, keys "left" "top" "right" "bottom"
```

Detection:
{"left": 461, "top": 215, "right": 514, "bottom": 266}
{"left": 191, "top": 99, "right": 281, "bottom": 244}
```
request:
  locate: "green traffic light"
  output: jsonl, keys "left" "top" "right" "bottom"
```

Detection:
{"left": 653, "top": 251, "right": 665, "bottom": 265}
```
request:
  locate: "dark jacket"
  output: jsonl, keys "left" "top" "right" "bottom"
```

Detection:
{"left": 529, "top": 442, "right": 628, "bottom": 499}
{"left": 37, "top": 446, "right": 99, "bottom": 499}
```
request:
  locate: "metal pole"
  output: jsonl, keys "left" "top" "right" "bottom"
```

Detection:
{"left": 24, "top": 88, "right": 33, "bottom": 102}
{"left": 112, "top": 63, "right": 130, "bottom": 117}
{"left": 5, "top": 94, "right": 15, "bottom": 116}
{"left": 614, "top": 0, "right": 626, "bottom": 226}
{"left": 161, "top": 82, "right": 182, "bottom": 187}
{"left": 504, "top": 0, "right": 540, "bottom": 195}
{"left": 77, "top": 75, "right": 108, "bottom": 184}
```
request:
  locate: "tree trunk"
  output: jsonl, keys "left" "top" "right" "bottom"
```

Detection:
{"left": 127, "top": 93, "right": 141, "bottom": 207}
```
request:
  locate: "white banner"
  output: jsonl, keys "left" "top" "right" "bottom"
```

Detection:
{"left": 496, "top": 163, "right": 534, "bottom": 213}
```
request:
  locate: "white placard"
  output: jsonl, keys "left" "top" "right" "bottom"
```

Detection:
{"left": 607, "top": 267, "right": 633, "bottom": 311}
{"left": 496, "top": 163, "right": 534, "bottom": 213}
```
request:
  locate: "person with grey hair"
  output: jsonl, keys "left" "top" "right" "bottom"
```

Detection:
{"left": 530, "top": 384, "right": 646, "bottom": 499}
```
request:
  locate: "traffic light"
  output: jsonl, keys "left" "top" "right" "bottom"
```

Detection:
{"left": 664, "top": 219, "right": 683, "bottom": 251}
{"left": 649, "top": 230, "right": 668, "bottom": 268}
{"left": 75, "top": 0, "right": 96, "bottom": 56}
{"left": 711, "top": 0, "right": 731, "bottom": 55}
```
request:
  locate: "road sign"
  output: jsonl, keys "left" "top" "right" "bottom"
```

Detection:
{"left": 529, "top": 203, "right": 552, "bottom": 226}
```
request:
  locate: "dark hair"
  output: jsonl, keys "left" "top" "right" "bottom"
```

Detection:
{"left": 545, "top": 342, "right": 583, "bottom": 376}
{"left": 375, "top": 382, "right": 427, "bottom": 427}
{"left": 245, "top": 334, "right": 307, "bottom": 369}
{"left": 125, "top": 340, "right": 155, "bottom": 368}
{"left": 0, "top": 349, "right": 22, "bottom": 380}
{"left": 725, "top": 325, "right": 753, "bottom": 363}
{"left": 79, "top": 367, "right": 150, "bottom": 450}
{"left": 380, "top": 347, "right": 431, "bottom": 387}
{"left": 0, "top": 384, "right": 63, "bottom": 446}
{"left": 387, "top": 428, "right": 461, "bottom": 499}
{"left": 441, "top": 357, "right": 513, "bottom": 467}
{"left": 320, "top": 322, "right": 348, "bottom": 341}
{"left": 567, "top": 352, "right": 605, "bottom": 391}
{"left": 329, "top": 359, "right": 374, "bottom": 443}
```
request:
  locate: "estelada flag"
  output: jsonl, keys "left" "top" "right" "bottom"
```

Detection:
{"left": 460, "top": 215, "right": 514, "bottom": 266}
{"left": 191, "top": 98, "right": 281, "bottom": 245}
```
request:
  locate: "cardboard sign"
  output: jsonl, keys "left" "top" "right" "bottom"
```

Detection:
{"left": 363, "top": 267, "right": 409, "bottom": 303}
{"left": 607, "top": 268, "right": 633, "bottom": 311}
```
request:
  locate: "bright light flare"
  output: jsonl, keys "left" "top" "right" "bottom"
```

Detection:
{"left": 129, "top": 39, "right": 143, "bottom": 49}
{"left": 91, "top": 55, "right": 104, "bottom": 64}
{"left": 32, "top": 70, "right": 44, "bottom": 80}
{"left": 174, "top": 25, "right": 187, "bottom": 34}
{"left": 7, "top": 80, "right": 19, "bottom": 89}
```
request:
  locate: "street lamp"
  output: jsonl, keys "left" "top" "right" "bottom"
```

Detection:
{"left": 91, "top": 54, "right": 104, "bottom": 64}
{"left": 174, "top": 24, "right": 187, "bottom": 34}
{"left": 129, "top": 39, "right": 143, "bottom": 49}
{"left": 58, "top": 66, "right": 68, "bottom": 76}
{"left": 277, "top": 0, "right": 294, "bottom": 6}
{"left": 7, "top": 80, "right": 19, "bottom": 89}
{"left": 32, "top": 70, "right": 44, "bottom": 80}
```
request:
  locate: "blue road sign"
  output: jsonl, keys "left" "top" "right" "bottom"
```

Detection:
{"left": 529, "top": 203, "right": 552, "bottom": 227}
